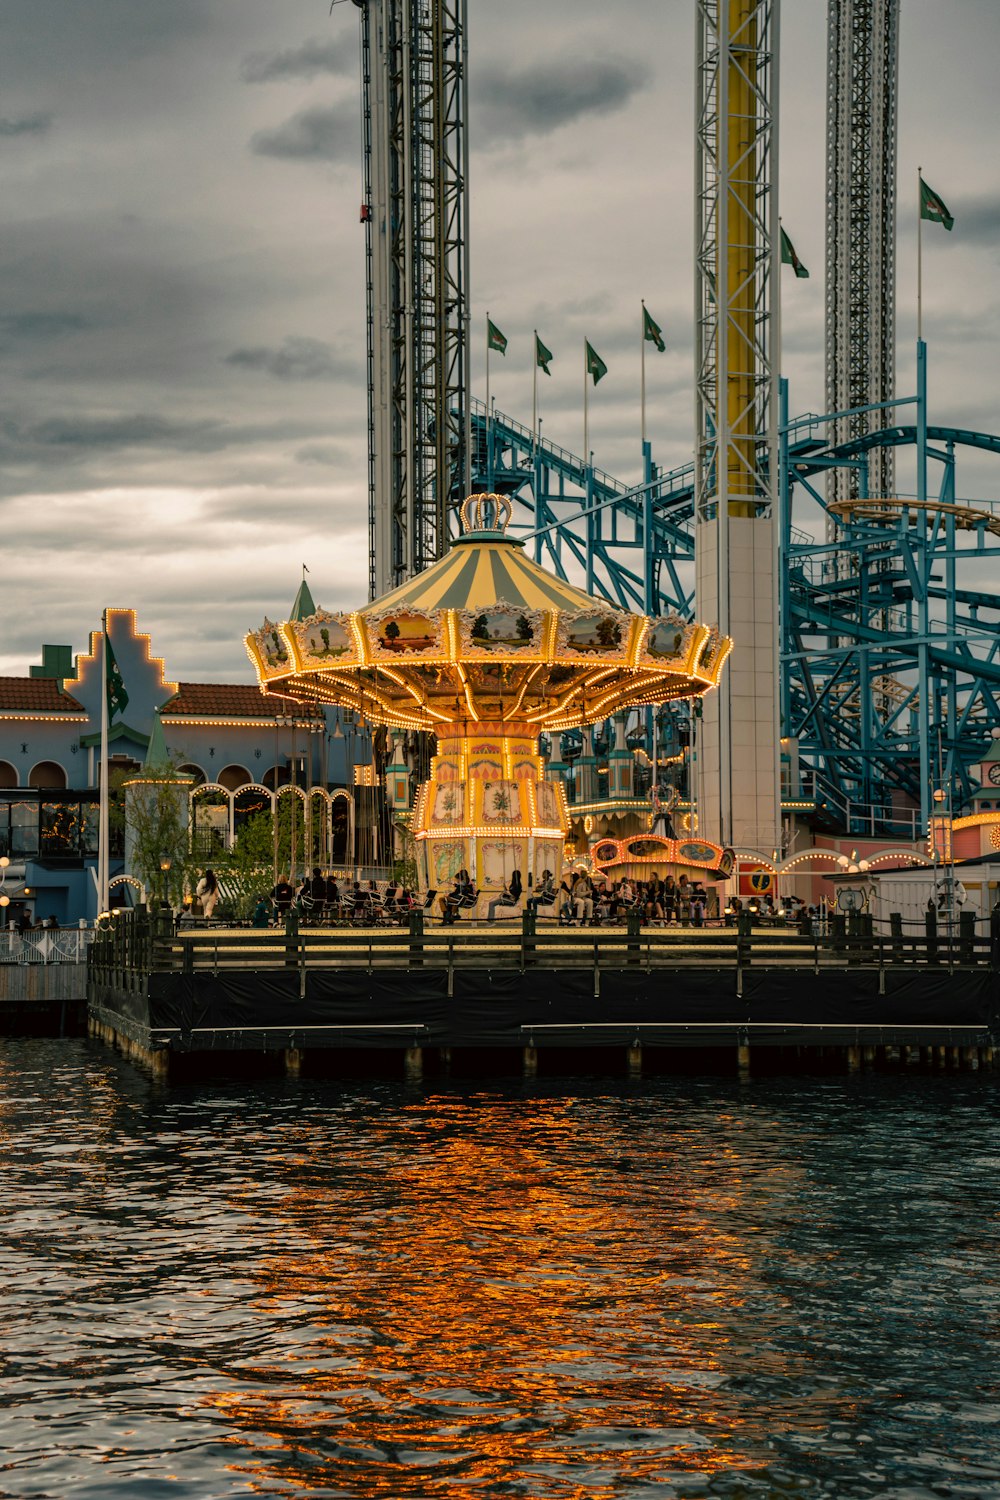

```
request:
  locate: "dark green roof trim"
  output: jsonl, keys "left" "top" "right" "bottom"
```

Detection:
{"left": 79, "top": 722, "right": 151, "bottom": 750}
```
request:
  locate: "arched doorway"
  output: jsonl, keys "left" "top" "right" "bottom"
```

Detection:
{"left": 218, "top": 764, "right": 252, "bottom": 793}
{"left": 29, "top": 761, "right": 67, "bottom": 790}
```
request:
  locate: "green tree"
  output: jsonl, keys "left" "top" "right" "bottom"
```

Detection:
{"left": 125, "top": 759, "right": 200, "bottom": 908}
{"left": 216, "top": 813, "right": 276, "bottom": 920}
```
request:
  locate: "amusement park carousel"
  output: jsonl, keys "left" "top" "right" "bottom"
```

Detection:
{"left": 246, "top": 494, "right": 733, "bottom": 898}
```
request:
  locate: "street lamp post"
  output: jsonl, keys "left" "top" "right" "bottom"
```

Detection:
{"left": 0, "top": 854, "right": 10, "bottom": 930}
{"left": 158, "top": 851, "right": 172, "bottom": 909}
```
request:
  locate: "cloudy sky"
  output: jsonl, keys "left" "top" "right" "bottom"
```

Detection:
{"left": 3, "top": 0, "right": 998, "bottom": 682}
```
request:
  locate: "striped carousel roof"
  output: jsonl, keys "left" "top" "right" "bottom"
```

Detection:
{"left": 363, "top": 534, "right": 602, "bottom": 617}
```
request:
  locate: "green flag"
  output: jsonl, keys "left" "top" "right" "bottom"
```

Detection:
{"left": 487, "top": 318, "right": 507, "bottom": 355}
{"left": 780, "top": 227, "right": 809, "bottom": 278}
{"left": 535, "top": 332, "right": 553, "bottom": 375}
{"left": 642, "top": 305, "right": 665, "bottom": 351}
{"left": 920, "top": 175, "right": 954, "bottom": 231}
{"left": 105, "top": 633, "right": 129, "bottom": 721}
{"left": 585, "top": 340, "right": 607, "bottom": 386}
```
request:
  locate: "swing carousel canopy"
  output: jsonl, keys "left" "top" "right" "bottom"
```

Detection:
{"left": 246, "top": 494, "right": 731, "bottom": 733}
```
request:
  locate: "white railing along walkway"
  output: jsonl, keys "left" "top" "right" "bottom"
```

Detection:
{"left": 0, "top": 929, "right": 94, "bottom": 965}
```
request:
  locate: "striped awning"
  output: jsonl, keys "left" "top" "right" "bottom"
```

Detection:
{"left": 363, "top": 536, "right": 601, "bottom": 617}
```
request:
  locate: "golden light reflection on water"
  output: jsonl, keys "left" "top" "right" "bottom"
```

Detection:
{"left": 203, "top": 1093, "right": 815, "bottom": 1497}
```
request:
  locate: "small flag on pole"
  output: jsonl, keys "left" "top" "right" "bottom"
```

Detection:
{"left": 487, "top": 318, "right": 508, "bottom": 354}
{"left": 585, "top": 341, "right": 608, "bottom": 385}
{"left": 780, "top": 227, "right": 810, "bottom": 278}
{"left": 535, "top": 333, "right": 553, "bottom": 376}
{"left": 643, "top": 306, "right": 665, "bottom": 352}
{"left": 920, "top": 176, "right": 954, "bottom": 231}
{"left": 105, "top": 633, "right": 129, "bottom": 721}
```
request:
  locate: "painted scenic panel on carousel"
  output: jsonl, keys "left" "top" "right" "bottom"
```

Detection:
{"left": 431, "top": 839, "right": 467, "bottom": 886}
{"left": 643, "top": 618, "right": 691, "bottom": 662}
{"left": 251, "top": 620, "right": 290, "bottom": 676}
{"left": 561, "top": 611, "right": 627, "bottom": 656}
{"left": 462, "top": 607, "right": 541, "bottom": 655}
{"left": 480, "top": 780, "right": 522, "bottom": 823}
{"left": 480, "top": 840, "right": 525, "bottom": 890}
{"left": 535, "top": 780, "right": 563, "bottom": 830}
{"left": 431, "top": 782, "right": 467, "bottom": 826}
{"left": 368, "top": 611, "right": 441, "bottom": 656}
{"left": 621, "top": 838, "right": 676, "bottom": 863}
{"left": 697, "top": 631, "right": 731, "bottom": 678}
{"left": 676, "top": 839, "right": 722, "bottom": 866}
{"left": 292, "top": 612, "right": 355, "bottom": 664}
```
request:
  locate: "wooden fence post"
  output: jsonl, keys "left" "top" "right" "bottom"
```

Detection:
{"left": 284, "top": 906, "right": 299, "bottom": 969}
{"left": 924, "top": 905, "right": 938, "bottom": 965}
{"left": 737, "top": 911, "right": 752, "bottom": 969}
{"left": 409, "top": 908, "right": 424, "bottom": 968}
{"left": 522, "top": 909, "right": 536, "bottom": 968}
{"left": 626, "top": 909, "right": 641, "bottom": 966}
{"left": 959, "top": 909, "right": 976, "bottom": 965}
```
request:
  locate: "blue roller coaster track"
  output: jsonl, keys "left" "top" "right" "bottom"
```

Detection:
{"left": 467, "top": 360, "right": 1000, "bottom": 841}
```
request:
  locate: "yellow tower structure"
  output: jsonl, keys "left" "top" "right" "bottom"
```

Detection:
{"left": 694, "top": 0, "right": 781, "bottom": 855}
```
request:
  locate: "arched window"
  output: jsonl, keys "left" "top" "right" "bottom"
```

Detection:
{"left": 0, "top": 760, "right": 17, "bottom": 789}
{"left": 217, "top": 764, "right": 252, "bottom": 793}
{"left": 29, "top": 761, "right": 67, "bottom": 790}
{"left": 263, "top": 764, "right": 290, "bottom": 791}
{"left": 178, "top": 762, "right": 206, "bottom": 786}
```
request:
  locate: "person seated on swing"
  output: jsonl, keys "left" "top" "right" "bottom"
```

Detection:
{"left": 487, "top": 868, "right": 523, "bottom": 921}
{"left": 526, "top": 869, "right": 557, "bottom": 917}
{"left": 300, "top": 866, "right": 326, "bottom": 924}
{"left": 440, "top": 868, "right": 474, "bottom": 924}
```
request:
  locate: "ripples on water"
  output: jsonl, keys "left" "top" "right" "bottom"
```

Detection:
{"left": 0, "top": 1040, "right": 999, "bottom": 1498}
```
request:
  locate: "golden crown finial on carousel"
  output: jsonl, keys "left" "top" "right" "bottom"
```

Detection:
{"left": 459, "top": 491, "right": 513, "bottom": 535}
{"left": 245, "top": 493, "right": 733, "bottom": 892}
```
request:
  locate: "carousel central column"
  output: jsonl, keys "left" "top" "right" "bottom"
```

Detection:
{"left": 411, "top": 722, "right": 569, "bottom": 897}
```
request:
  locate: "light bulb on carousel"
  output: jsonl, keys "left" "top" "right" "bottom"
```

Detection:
{"left": 245, "top": 494, "right": 733, "bottom": 898}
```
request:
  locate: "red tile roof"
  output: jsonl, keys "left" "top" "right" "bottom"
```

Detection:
{"left": 0, "top": 678, "right": 87, "bottom": 715}
{"left": 162, "top": 682, "right": 315, "bottom": 718}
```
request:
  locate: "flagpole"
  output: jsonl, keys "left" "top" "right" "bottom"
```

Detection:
{"left": 583, "top": 337, "right": 589, "bottom": 468}
{"left": 99, "top": 609, "right": 109, "bottom": 916}
{"left": 485, "top": 312, "right": 492, "bottom": 489}
{"left": 640, "top": 301, "right": 647, "bottom": 450}
{"left": 917, "top": 166, "right": 923, "bottom": 342}
{"left": 532, "top": 331, "right": 538, "bottom": 460}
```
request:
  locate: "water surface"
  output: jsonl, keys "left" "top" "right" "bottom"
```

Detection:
{"left": 1, "top": 1039, "right": 999, "bottom": 1498}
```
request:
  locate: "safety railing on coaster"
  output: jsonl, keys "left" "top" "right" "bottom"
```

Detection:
{"left": 89, "top": 907, "right": 1000, "bottom": 977}
{"left": 0, "top": 928, "right": 94, "bottom": 965}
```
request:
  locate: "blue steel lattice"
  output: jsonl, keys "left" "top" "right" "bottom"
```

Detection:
{"left": 468, "top": 386, "right": 1000, "bottom": 840}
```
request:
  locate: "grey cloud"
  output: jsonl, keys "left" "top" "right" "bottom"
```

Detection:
{"left": 241, "top": 36, "right": 355, "bottom": 84}
{"left": 476, "top": 57, "right": 649, "bottom": 142}
{"left": 26, "top": 413, "right": 225, "bottom": 452}
{"left": 0, "top": 312, "right": 89, "bottom": 341}
{"left": 953, "top": 197, "right": 1000, "bottom": 244}
{"left": 0, "top": 112, "right": 53, "bottom": 138}
{"left": 225, "top": 336, "right": 356, "bottom": 381}
{"left": 250, "top": 104, "right": 358, "bottom": 163}
{"left": 296, "top": 443, "right": 348, "bottom": 466}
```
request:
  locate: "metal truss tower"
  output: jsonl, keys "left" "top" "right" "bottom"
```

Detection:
{"left": 359, "top": 0, "right": 471, "bottom": 599}
{"left": 825, "top": 0, "right": 899, "bottom": 503}
{"left": 694, "top": 0, "right": 781, "bottom": 853}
